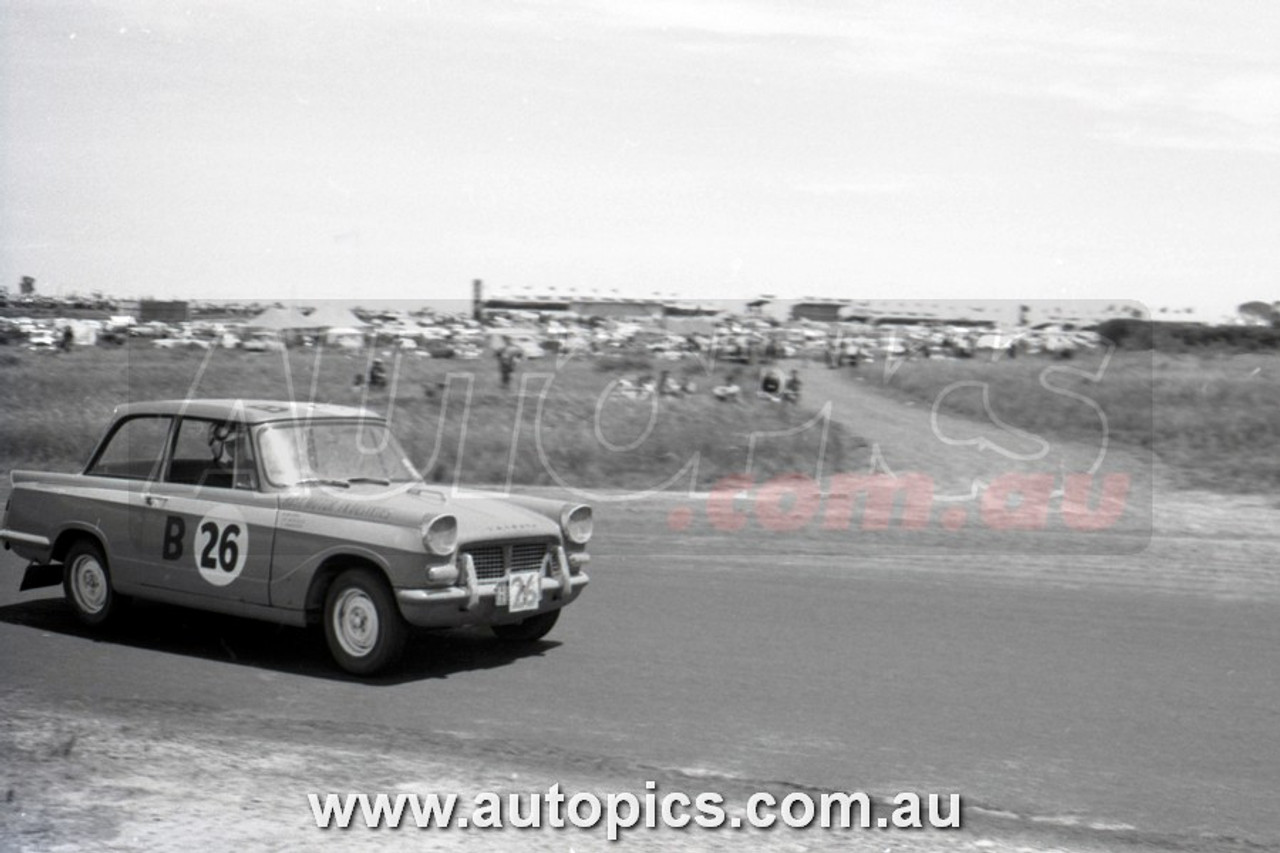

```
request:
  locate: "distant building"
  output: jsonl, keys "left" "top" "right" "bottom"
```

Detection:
{"left": 139, "top": 300, "right": 191, "bottom": 324}
{"left": 1023, "top": 301, "right": 1147, "bottom": 329}
{"left": 664, "top": 302, "right": 723, "bottom": 318}
{"left": 569, "top": 298, "right": 664, "bottom": 319}
{"left": 483, "top": 296, "right": 572, "bottom": 314}
{"left": 869, "top": 313, "right": 995, "bottom": 328}
{"left": 479, "top": 291, "right": 667, "bottom": 320}
{"left": 790, "top": 299, "right": 850, "bottom": 323}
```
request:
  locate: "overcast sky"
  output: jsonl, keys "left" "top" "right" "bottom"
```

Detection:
{"left": 2, "top": 1, "right": 1278, "bottom": 316}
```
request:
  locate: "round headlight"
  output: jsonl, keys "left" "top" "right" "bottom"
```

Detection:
{"left": 561, "top": 505, "right": 593, "bottom": 546}
{"left": 422, "top": 514, "right": 458, "bottom": 557}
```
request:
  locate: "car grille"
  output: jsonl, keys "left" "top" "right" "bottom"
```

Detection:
{"left": 463, "top": 541, "right": 551, "bottom": 581}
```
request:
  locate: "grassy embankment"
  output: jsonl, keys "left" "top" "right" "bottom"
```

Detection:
{"left": 877, "top": 349, "right": 1280, "bottom": 493}
{"left": 0, "top": 345, "right": 861, "bottom": 491}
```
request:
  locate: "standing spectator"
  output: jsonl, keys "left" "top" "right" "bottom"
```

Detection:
{"left": 783, "top": 369, "right": 802, "bottom": 404}
{"left": 497, "top": 336, "right": 522, "bottom": 390}
{"left": 368, "top": 358, "right": 387, "bottom": 388}
{"left": 843, "top": 340, "right": 861, "bottom": 368}
{"left": 59, "top": 325, "right": 74, "bottom": 353}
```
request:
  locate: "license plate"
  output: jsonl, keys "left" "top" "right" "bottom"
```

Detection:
{"left": 499, "top": 571, "right": 541, "bottom": 613}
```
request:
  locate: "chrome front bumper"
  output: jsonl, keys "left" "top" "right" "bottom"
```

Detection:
{"left": 395, "top": 545, "right": 590, "bottom": 628}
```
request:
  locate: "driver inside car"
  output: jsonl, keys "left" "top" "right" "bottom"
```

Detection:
{"left": 208, "top": 422, "right": 258, "bottom": 490}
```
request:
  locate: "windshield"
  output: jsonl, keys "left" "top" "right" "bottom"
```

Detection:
{"left": 257, "top": 420, "right": 422, "bottom": 487}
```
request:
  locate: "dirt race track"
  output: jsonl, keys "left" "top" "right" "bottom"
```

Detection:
{"left": 2, "top": 366, "right": 1278, "bottom": 852}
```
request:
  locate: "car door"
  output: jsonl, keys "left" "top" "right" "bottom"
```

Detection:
{"left": 138, "top": 417, "right": 277, "bottom": 606}
{"left": 81, "top": 413, "right": 176, "bottom": 589}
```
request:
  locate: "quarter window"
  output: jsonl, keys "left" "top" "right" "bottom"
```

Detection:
{"left": 86, "top": 416, "right": 172, "bottom": 480}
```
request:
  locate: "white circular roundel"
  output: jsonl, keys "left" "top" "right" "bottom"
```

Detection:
{"left": 194, "top": 505, "right": 250, "bottom": 587}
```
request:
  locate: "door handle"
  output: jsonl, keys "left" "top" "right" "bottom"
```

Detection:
{"left": 144, "top": 495, "right": 168, "bottom": 507}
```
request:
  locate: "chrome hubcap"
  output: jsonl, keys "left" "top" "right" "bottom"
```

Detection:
{"left": 332, "top": 589, "right": 379, "bottom": 657}
{"left": 71, "top": 554, "right": 108, "bottom": 614}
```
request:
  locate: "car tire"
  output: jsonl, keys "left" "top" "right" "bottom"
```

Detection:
{"left": 63, "top": 539, "right": 125, "bottom": 627}
{"left": 492, "top": 608, "right": 560, "bottom": 642}
{"left": 323, "top": 568, "right": 407, "bottom": 676}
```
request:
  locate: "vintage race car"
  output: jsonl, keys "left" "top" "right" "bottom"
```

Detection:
{"left": 1, "top": 399, "right": 592, "bottom": 675}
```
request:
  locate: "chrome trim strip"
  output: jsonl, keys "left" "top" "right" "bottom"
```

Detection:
{"left": 0, "top": 529, "right": 51, "bottom": 548}
{"left": 397, "top": 587, "right": 469, "bottom": 605}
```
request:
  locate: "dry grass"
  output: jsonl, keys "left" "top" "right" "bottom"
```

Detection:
{"left": 874, "top": 349, "right": 1280, "bottom": 493}
{"left": 0, "top": 344, "right": 862, "bottom": 490}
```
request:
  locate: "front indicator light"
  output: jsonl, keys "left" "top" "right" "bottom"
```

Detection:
{"left": 425, "top": 563, "right": 459, "bottom": 586}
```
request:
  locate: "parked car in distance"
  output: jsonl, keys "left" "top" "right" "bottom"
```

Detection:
{"left": 240, "top": 336, "right": 285, "bottom": 352}
{"left": 26, "top": 330, "right": 57, "bottom": 350}
{"left": 1, "top": 399, "right": 593, "bottom": 675}
{"left": 153, "top": 337, "right": 212, "bottom": 350}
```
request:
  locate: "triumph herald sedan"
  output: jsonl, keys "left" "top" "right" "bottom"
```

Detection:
{"left": 0, "top": 399, "right": 592, "bottom": 675}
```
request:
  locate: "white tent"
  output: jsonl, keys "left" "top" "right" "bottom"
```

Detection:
{"left": 302, "top": 303, "right": 371, "bottom": 330}
{"left": 244, "top": 306, "right": 310, "bottom": 332}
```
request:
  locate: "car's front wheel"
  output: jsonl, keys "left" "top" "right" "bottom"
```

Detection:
{"left": 492, "top": 608, "right": 560, "bottom": 642}
{"left": 63, "top": 539, "right": 125, "bottom": 627}
{"left": 323, "top": 568, "right": 407, "bottom": 676}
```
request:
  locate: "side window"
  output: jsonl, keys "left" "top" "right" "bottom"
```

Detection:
{"left": 167, "top": 419, "right": 259, "bottom": 490}
{"left": 86, "top": 416, "right": 172, "bottom": 480}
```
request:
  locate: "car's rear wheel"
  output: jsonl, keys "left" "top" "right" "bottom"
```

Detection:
{"left": 63, "top": 540, "right": 124, "bottom": 627}
{"left": 323, "top": 568, "right": 407, "bottom": 676}
{"left": 492, "top": 608, "right": 560, "bottom": 642}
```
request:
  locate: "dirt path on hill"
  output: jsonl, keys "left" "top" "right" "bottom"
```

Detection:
{"left": 790, "top": 361, "right": 1280, "bottom": 603}
{"left": 795, "top": 362, "right": 1154, "bottom": 497}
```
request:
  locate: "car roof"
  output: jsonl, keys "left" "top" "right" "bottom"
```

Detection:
{"left": 113, "top": 399, "right": 382, "bottom": 425}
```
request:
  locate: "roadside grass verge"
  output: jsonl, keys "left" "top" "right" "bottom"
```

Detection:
{"left": 0, "top": 345, "right": 862, "bottom": 490}
{"left": 867, "top": 350, "right": 1280, "bottom": 493}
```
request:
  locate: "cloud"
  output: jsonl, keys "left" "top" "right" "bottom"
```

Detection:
{"left": 791, "top": 175, "right": 938, "bottom": 197}
{"left": 1091, "top": 125, "right": 1280, "bottom": 155}
{"left": 1193, "top": 72, "right": 1280, "bottom": 127}
{"left": 548, "top": 0, "right": 1280, "bottom": 154}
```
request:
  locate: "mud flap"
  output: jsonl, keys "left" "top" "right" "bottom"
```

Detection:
{"left": 20, "top": 563, "right": 63, "bottom": 592}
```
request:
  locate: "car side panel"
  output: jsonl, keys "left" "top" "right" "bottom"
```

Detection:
{"left": 268, "top": 512, "right": 430, "bottom": 611}
{"left": 135, "top": 481, "right": 278, "bottom": 606}
{"left": 6, "top": 472, "right": 152, "bottom": 587}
